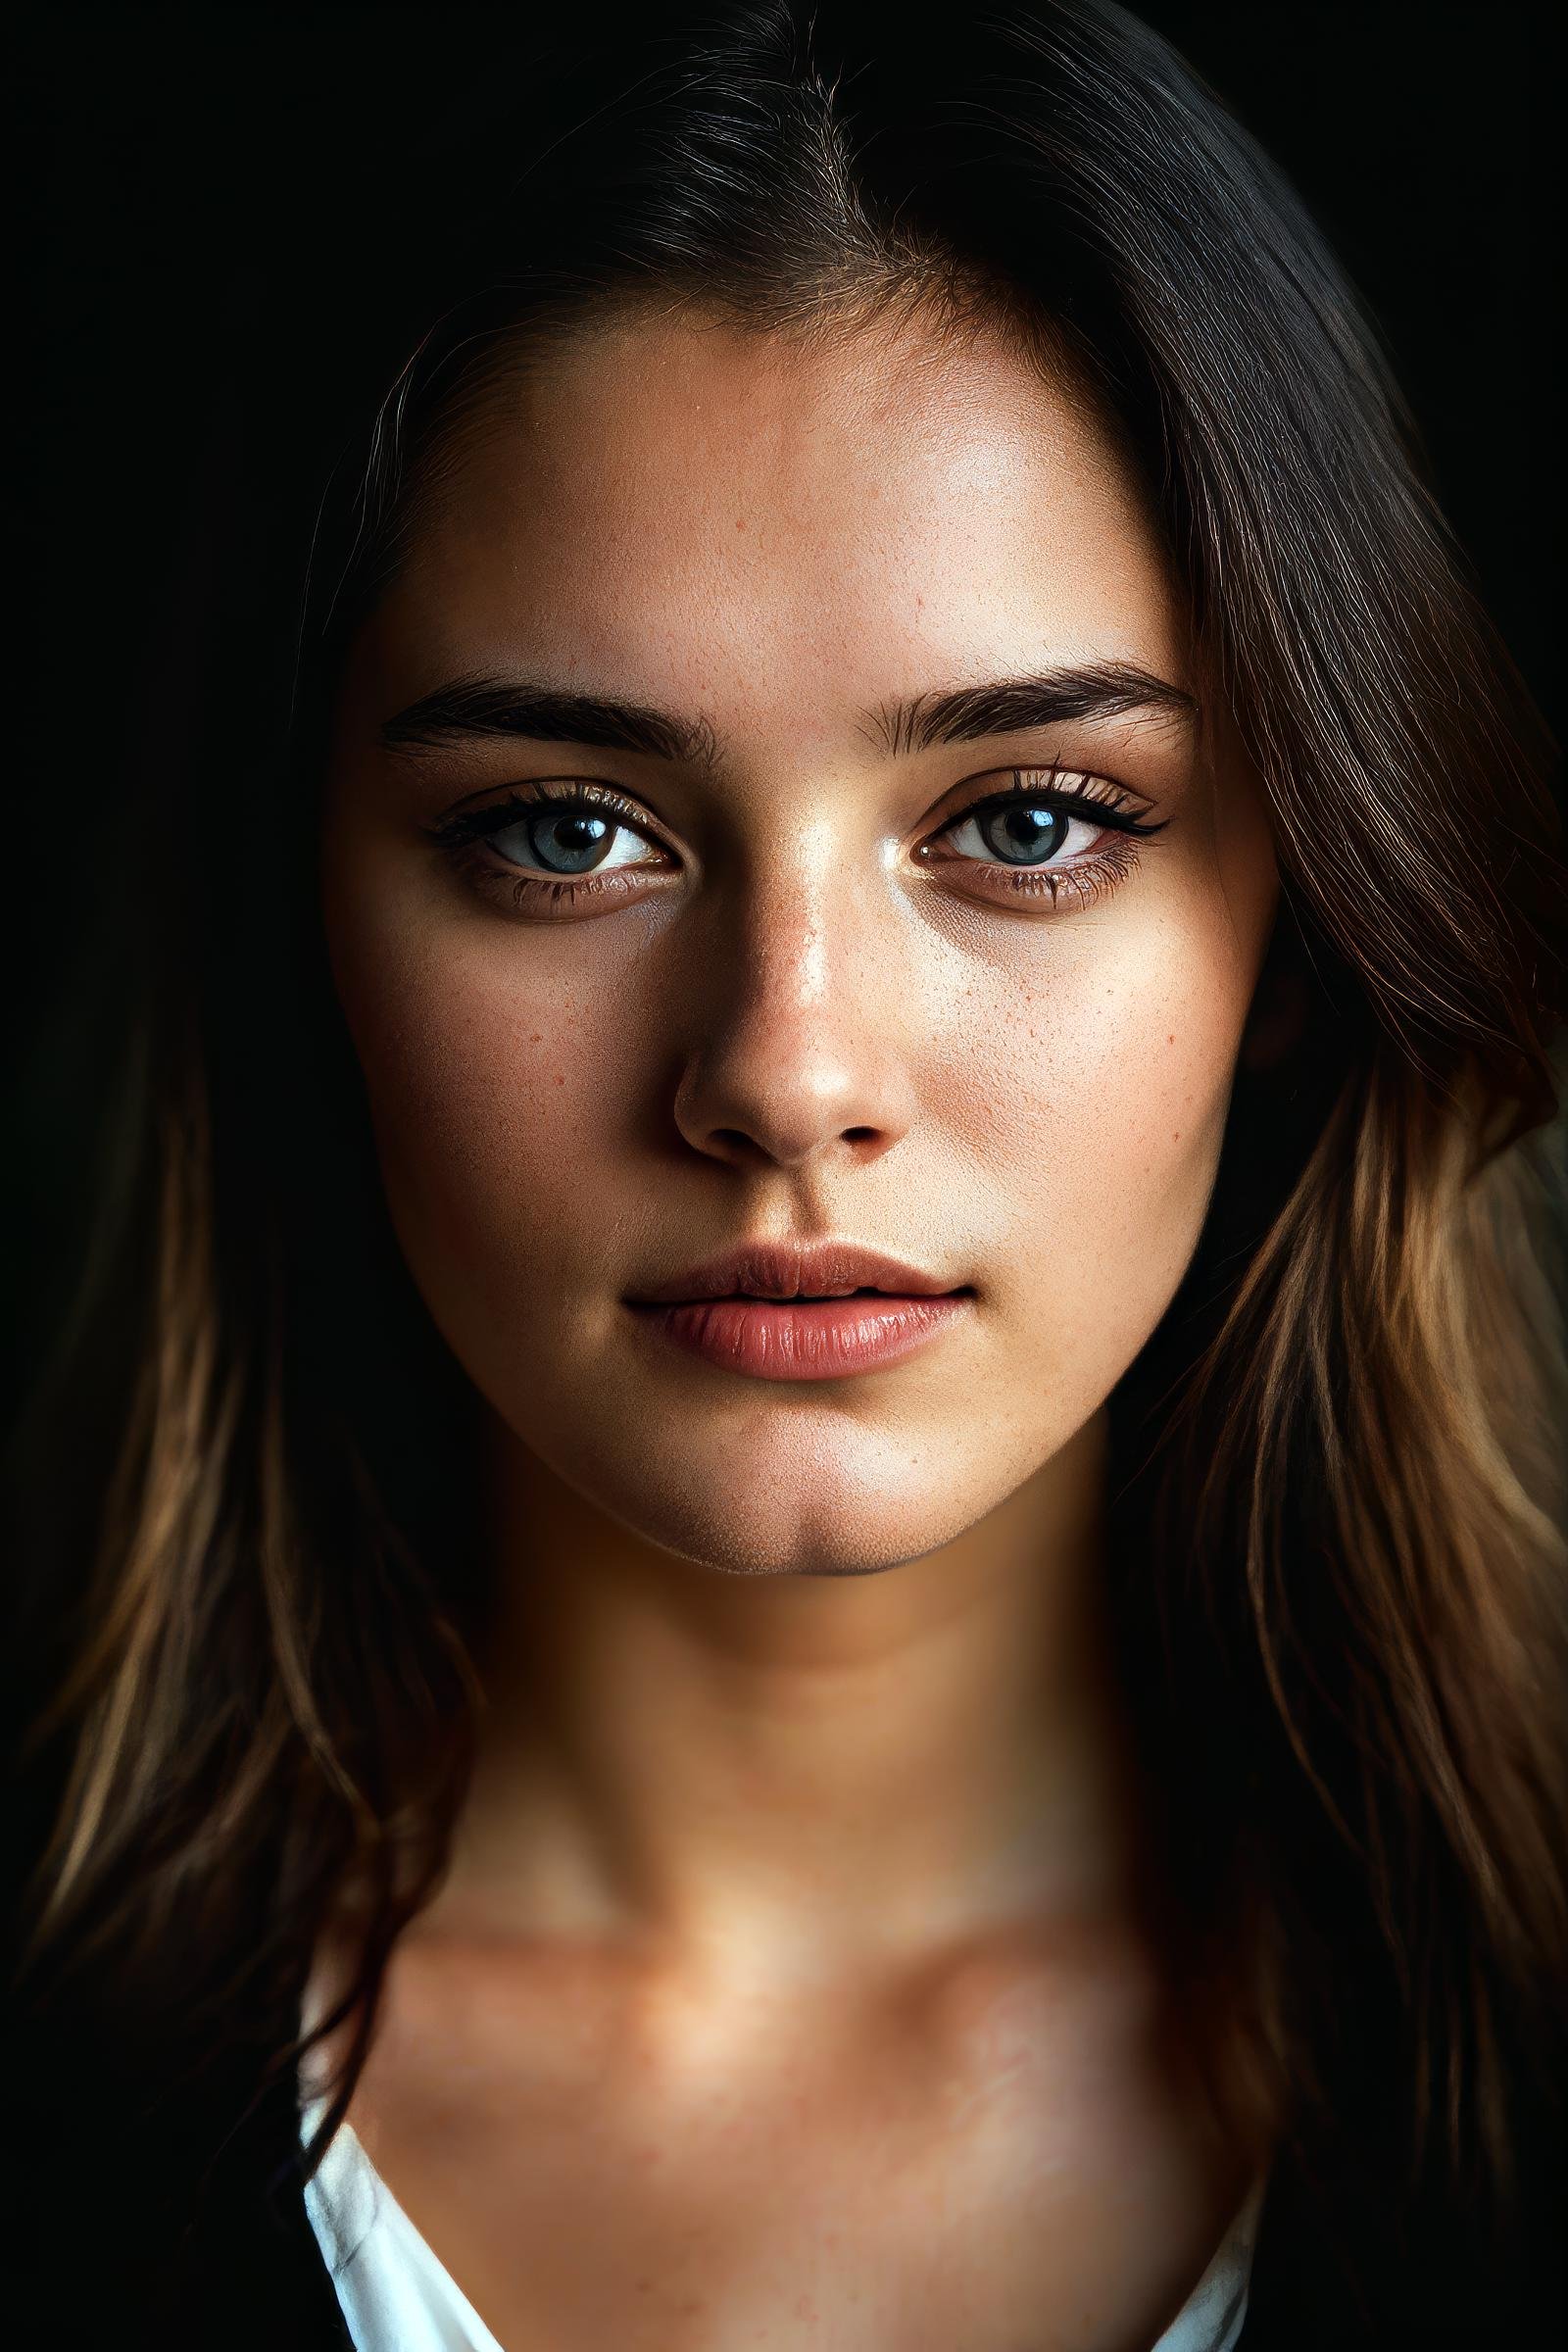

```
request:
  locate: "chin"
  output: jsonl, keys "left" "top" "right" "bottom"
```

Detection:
{"left": 518, "top": 1399, "right": 1022, "bottom": 1580}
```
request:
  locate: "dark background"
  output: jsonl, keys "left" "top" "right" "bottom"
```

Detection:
{"left": 9, "top": 0, "right": 1564, "bottom": 1423}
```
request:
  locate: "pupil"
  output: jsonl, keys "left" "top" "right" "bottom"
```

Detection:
{"left": 533, "top": 810, "right": 612, "bottom": 874}
{"left": 983, "top": 804, "right": 1066, "bottom": 865}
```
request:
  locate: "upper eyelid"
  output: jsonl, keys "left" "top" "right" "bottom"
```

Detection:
{"left": 947, "top": 768, "right": 1151, "bottom": 819}
{"left": 430, "top": 763, "right": 1151, "bottom": 840}
{"left": 424, "top": 779, "right": 660, "bottom": 849}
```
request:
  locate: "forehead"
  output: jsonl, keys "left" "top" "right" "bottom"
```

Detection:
{"left": 366, "top": 305, "right": 1187, "bottom": 732}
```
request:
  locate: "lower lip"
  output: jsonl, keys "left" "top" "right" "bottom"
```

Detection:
{"left": 625, "top": 1292, "right": 972, "bottom": 1382}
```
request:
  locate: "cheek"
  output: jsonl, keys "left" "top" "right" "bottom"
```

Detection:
{"left": 326, "top": 893, "right": 635, "bottom": 1308}
{"left": 957, "top": 896, "right": 1262, "bottom": 1400}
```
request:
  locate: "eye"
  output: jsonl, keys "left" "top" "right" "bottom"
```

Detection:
{"left": 918, "top": 767, "right": 1170, "bottom": 913}
{"left": 937, "top": 769, "right": 1161, "bottom": 867}
{"left": 485, "top": 801, "right": 658, "bottom": 877}
{"left": 423, "top": 781, "right": 676, "bottom": 917}
{"left": 943, "top": 797, "right": 1091, "bottom": 866}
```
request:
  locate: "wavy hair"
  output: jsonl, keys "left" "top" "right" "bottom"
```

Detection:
{"left": 12, "top": 0, "right": 1566, "bottom": 2316}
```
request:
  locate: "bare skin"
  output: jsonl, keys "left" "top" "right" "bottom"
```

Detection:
{"left": 317, "top": 300, "right": 1283, "bottom": 2349}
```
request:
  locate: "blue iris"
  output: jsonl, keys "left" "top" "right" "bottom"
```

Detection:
{"left": 979, "top": 804, "right": 1067, "bottom": 865}
{"left": 527, "top": 811, "right": 613, "bottom": 873}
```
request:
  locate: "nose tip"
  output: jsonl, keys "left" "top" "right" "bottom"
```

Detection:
{"left": 674, "top": 1074, "right": 906, "bottom": 1173}
{"left": 669, "top": 899, "right": 919, "bottom": 1173}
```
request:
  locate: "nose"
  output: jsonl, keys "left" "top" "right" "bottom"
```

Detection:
{"left": 670, "top": 852, "right": 919, "bottom": 1174}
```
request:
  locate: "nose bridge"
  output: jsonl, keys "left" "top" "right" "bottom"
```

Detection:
{"left": 672, "top": 812, "right": 917, "bottom": 1169}
{"left": 749, "top": 810, "right": 853, "bottom": 1012}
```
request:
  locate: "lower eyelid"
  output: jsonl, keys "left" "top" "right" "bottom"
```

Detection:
{"left": 978, "top": 835, "right": 1143, "bottom": 903}
{"left": 460, "top": 850, "right": 667, "bottom": 918}
{"left": 918, "top": 830, "right": 1145, "bottom": 907}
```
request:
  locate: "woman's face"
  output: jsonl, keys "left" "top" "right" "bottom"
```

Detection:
{"left": 321, "top": 305, "right": 1279, "bottom": 1577}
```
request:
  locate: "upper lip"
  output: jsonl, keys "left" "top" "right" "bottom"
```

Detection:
{"left": 625, "top": 1240, "right": 969, "bottom": 1306}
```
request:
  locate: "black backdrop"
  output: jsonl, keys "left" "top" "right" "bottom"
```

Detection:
{"left": 10, "top": 0, "right": 1564, "bottom": 1415}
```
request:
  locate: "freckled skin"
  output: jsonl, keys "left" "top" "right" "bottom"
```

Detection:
{"left": 321, "top": 311, "right": 1278, "bottom": 1583}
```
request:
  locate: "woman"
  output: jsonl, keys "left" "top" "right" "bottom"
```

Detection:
{"left": 10, "top": 2, "right": 1565, "bottom": 2345}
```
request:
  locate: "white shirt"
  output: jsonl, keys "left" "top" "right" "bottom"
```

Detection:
{"left": 299, "top": 2091, "right": 1267, "bottom": 2352}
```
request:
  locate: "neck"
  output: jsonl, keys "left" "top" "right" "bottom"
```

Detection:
{"left": 421, "top": 1405, "right": 1148, "bottom": 1989}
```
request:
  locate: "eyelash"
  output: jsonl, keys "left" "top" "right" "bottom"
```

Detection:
{"left": 423, "top": 766, "right": 1169, "bottom": 919}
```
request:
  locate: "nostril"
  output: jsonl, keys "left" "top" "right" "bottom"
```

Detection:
{"left": 712, "top": 1129, "right": 755, "bottom": 1154}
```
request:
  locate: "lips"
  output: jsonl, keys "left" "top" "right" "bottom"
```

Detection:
{"left": 624, "top": 1239, "right": 966, "bottom": 1308}
{"left": 622, "top": 1240, "right": 974, "bottom": 1382}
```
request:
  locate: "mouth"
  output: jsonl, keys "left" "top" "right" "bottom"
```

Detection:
{"left": 622, "top": 1240, "right": 975, "bottom": 1382}
{"left": 624, "top": 1238, "right": 969, "bottom": 1309}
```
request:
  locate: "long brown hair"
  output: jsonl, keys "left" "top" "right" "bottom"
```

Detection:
{"left": 12, "top": 0, "right": 1566, "bottom": 2311}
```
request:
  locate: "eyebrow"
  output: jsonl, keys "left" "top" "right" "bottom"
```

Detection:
{"left": 378, "top": 660, "right": 1196, "bottom": 764}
